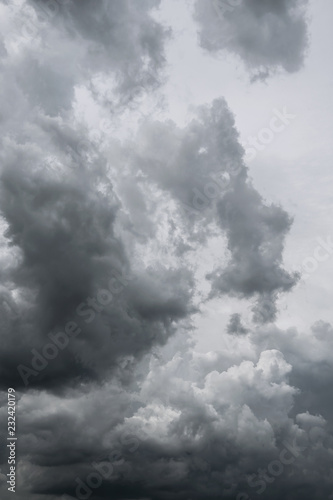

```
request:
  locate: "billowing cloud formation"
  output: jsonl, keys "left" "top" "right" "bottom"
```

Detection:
{"left": 194, "top": 0, "right": 309, "bottom": 78}
{"left": 0, "top": 138, "right": 194, "bottom": 388}
{"left": 2, "top": 323, "right": 333, "bottom": 500}
{"left": 214, "top": 176, "right": 299, "bottom": 322}
{"left": 0, "top": 0, "right": 194, "bottom": 391}
{"left": 129, "top": 99, "right": 298, "bottom": 322}
{"left": 1, "top": 2, "right": 330, "bottom": 500}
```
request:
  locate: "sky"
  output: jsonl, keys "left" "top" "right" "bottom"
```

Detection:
{"left": 0, "top": 1, "right": 333, "bottom": 499}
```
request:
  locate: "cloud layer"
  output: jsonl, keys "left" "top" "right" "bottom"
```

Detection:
{"left": 0, "top": 1, "right": 332, "bottom": 500}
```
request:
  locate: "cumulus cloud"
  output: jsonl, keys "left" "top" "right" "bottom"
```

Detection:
{"left": 194, "top": 0, "right": 309, "bottom": 78}
{"left": 0, "top": 2, "right": 331, "bottom": 500}
{"left": 0, "top": 147, "right": 195, "bottom": 388}
{"left": 3, "top": 327, "right": 333, "bottom": 500}
{"left": 0, "top": 0, "right": 195, "bottom": 392}
{"left": 252, "top": 321, "right": 333, "bottom": 435}
{"left": 129, "top": 98, "right": 298, "bottom": 322}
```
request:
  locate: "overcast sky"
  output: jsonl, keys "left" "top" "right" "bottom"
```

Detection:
{"left": 0, "top": 1, "right": 333, "bottom": 499}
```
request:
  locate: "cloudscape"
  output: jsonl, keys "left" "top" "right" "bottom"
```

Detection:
{"left": 0, "top": 1, "right": 333, "bottom": 499}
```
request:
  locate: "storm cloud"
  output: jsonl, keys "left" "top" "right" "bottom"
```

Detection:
{"left": 0, "top": 1, "right": 332, "bottom": 499}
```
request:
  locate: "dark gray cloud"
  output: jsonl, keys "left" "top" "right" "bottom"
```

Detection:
{"left": 227, "top": 312, "right": 248, "bottom": 334}
{"left": 194, "top": 0, "right": 309, "bottom": 78}
{"left": 0, "top": 2, "right": 331, "bottom": 500}
{"left": 129, "top": 98, "right": 298, "bottom": 322}
{"left": 3, "top": 327, "right": 333, "bottom": 500}
{"left": 0, "top": 149, "right": 195, "bottom": 388}
{"left": 212, "top": 178, "right": 299, "bottom": 322}
{"left": 0, "top": 0, "right": 194, "bottom": 391}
